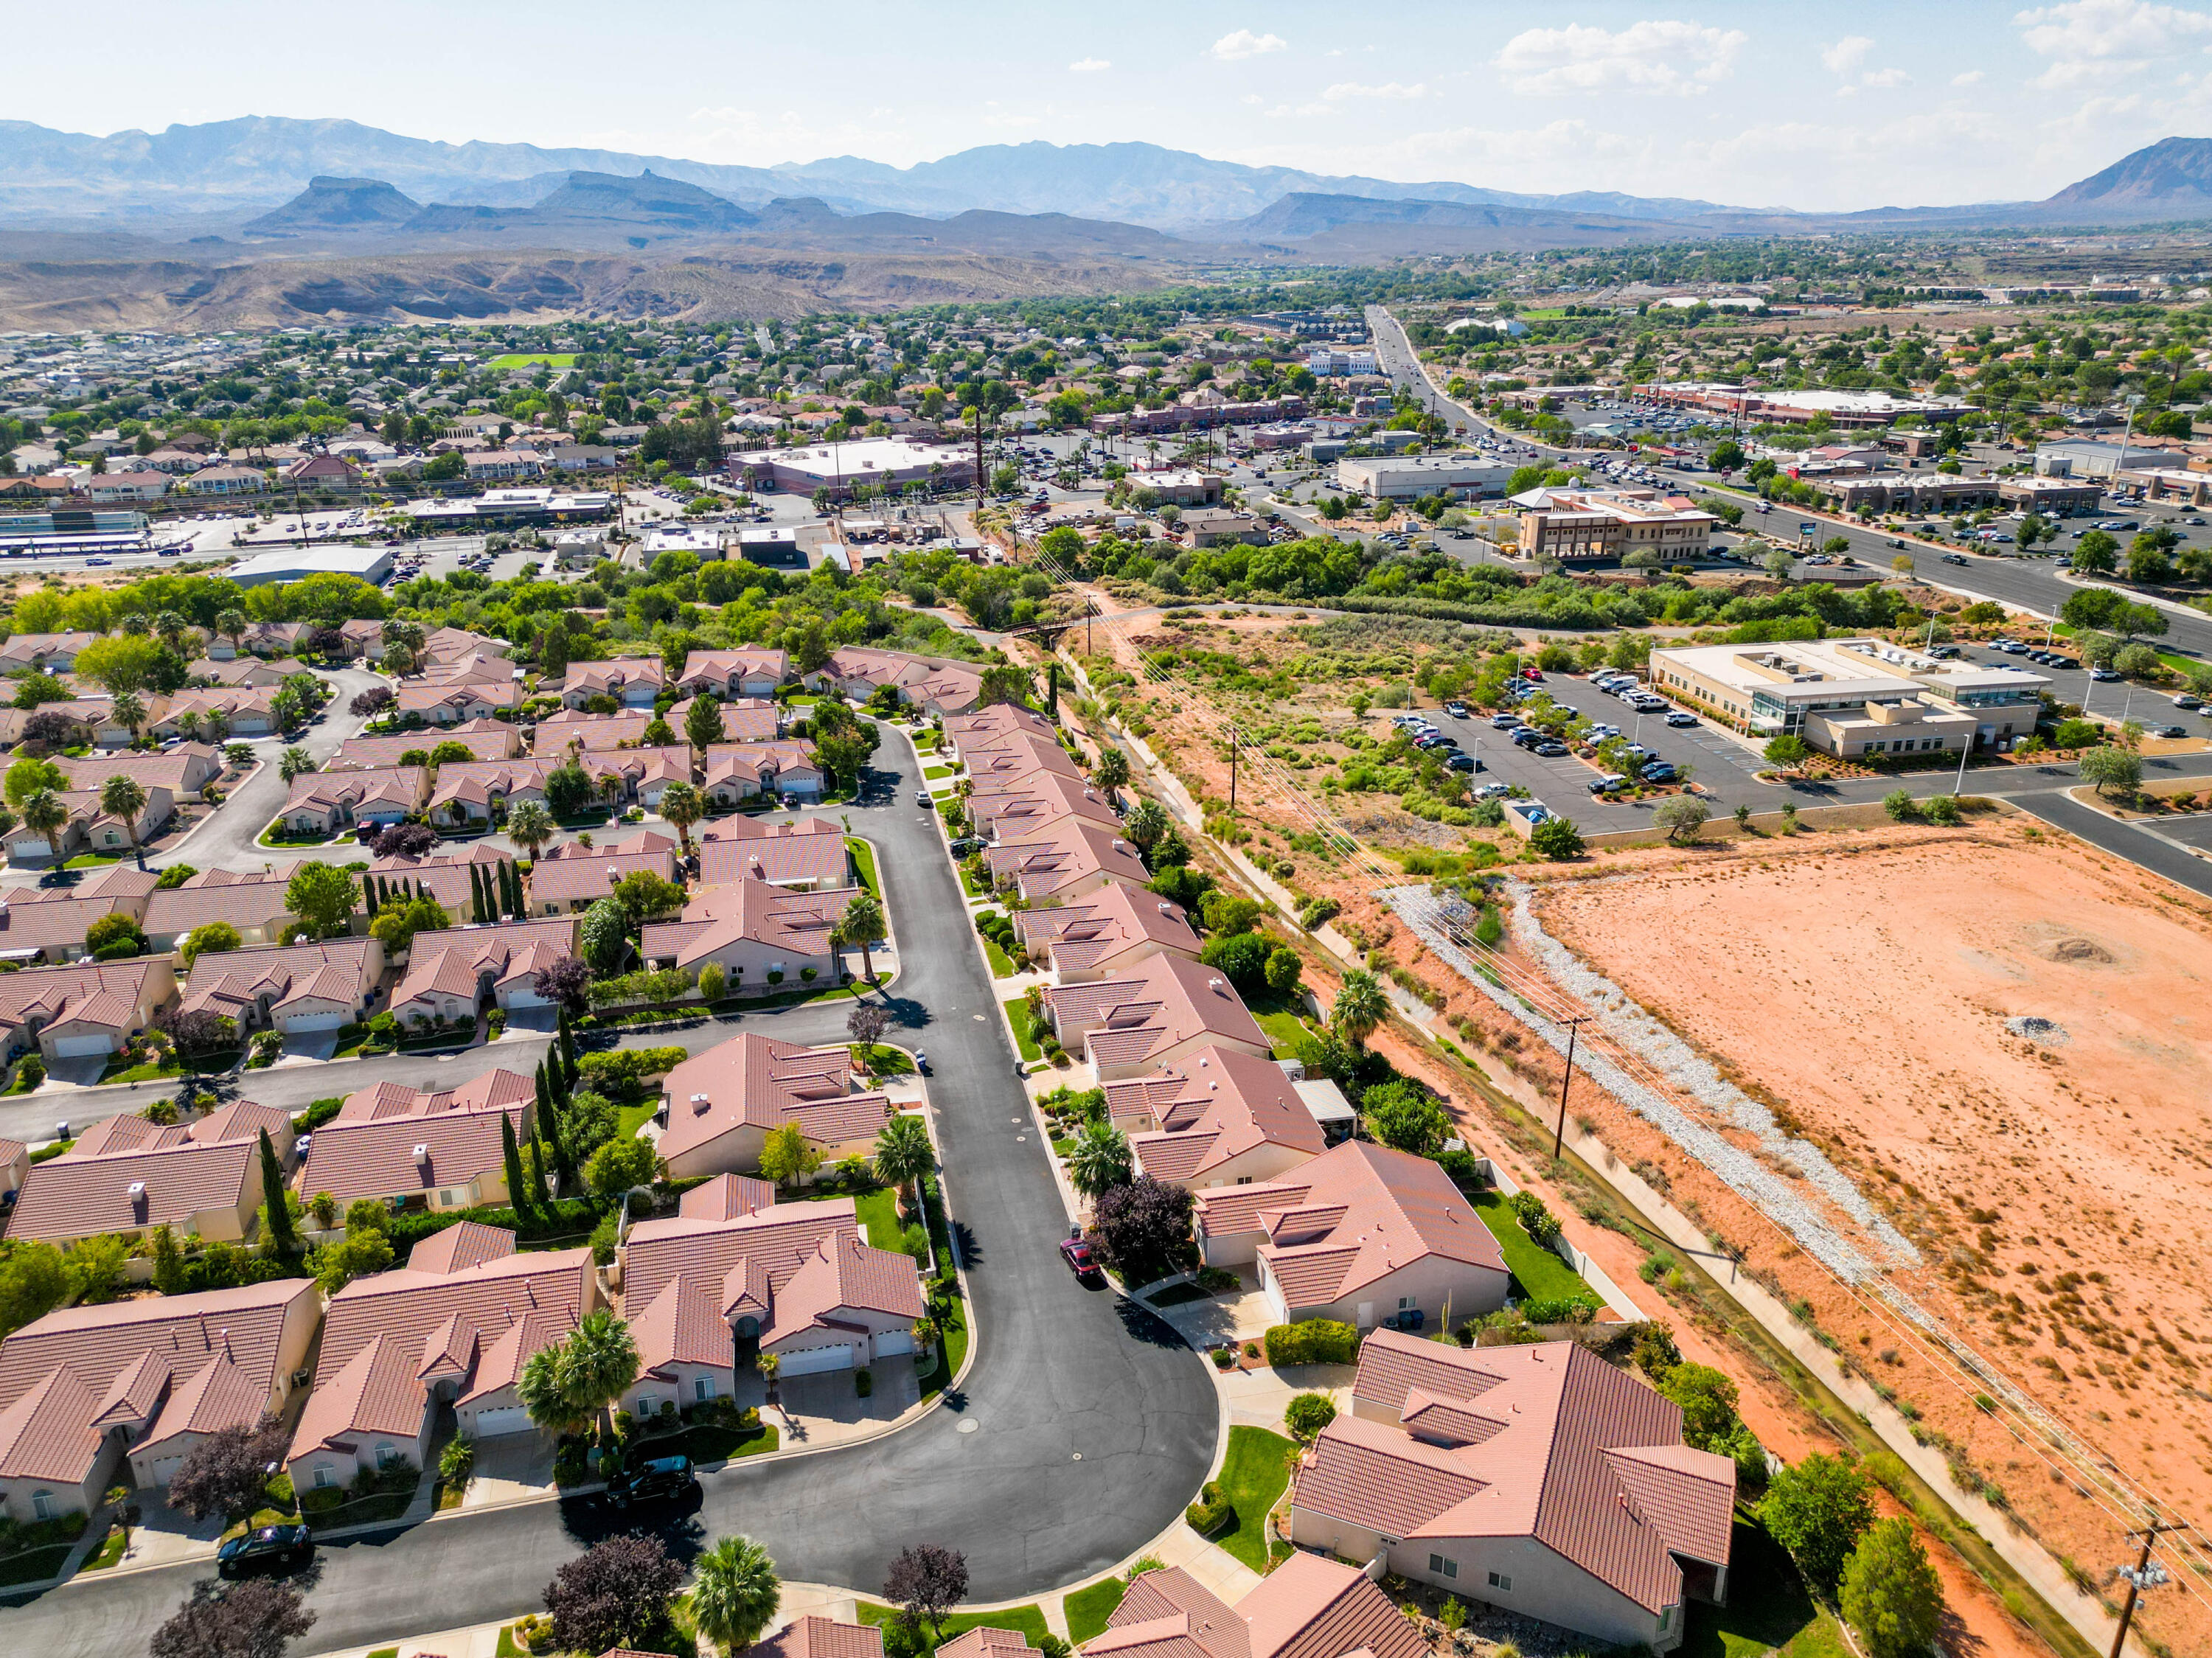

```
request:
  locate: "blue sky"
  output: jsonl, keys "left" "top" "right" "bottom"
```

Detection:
{"left": 33, "top": 0, "right": 2212, "bottom": 209}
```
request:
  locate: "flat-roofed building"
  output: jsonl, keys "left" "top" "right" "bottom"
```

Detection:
{"left": 1997, "top": 476, "right": 2101, "bottom": 517}
{"left": 732, "top": 436, "right": 975, "bottom": 501}
{"left": 1512, "top": 487, "right": 1715, "bottom": 565}
{"left": 1336, "top": 456, "right": 1516, "bottom": 501}
{"left": 1648, "top": 637, "right": 2046, "bottom": 755}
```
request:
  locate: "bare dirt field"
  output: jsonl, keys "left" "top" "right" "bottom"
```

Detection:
{"left": 1528, "top": 823, "right": 2212, "bottom": 1656}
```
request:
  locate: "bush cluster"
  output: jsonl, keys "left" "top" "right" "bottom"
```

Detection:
{"left": 1262, "top": 1319, "right": 1359, "bottom": 1366}
{"left": 1184, "top": 1480, "right": 1233, "bottom": 1536}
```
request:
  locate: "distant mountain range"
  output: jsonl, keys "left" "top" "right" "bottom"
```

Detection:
{"left": 10, "top": 116, "right": 2212, "bottom": 234}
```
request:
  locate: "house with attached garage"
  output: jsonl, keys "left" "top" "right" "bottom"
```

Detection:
{"left": 288, "top": 1227, "right": 595, "bottom": 1492}
{"left": 0, "top": 956, "right": 176, "bottom": 1065}
{"left": 617, "top": 1191, "right": 924, "bottom": 1400}
{"left": 0, "top": 865, "right": 159, "bottom": 964}
{"left": 329, "top": 719, "right": 520, "bottom": 770}
{"left": 962, "top": 731, "right": 1085, "bottom": 791}
{"left": 1192, "top": 1140, "right": 1509, "bottom": 1331}
{"left": 0, "top": 632, "right": 102, "bottom": 676}
{"left": 967, "top": 770, "right": 1120, "bottom": 845}
{"left": 385, "top": 918, "right": 576, "bottom": 1025}
{"left": 0, "top": 1279, "right": 321, "bottom": 1522}
{"left": 640, "top": 877, "right": 853, "bottom": 986}
{"left": 696, "top": 815, "right": 851, "bottom": 891}
{"left": 596, "top": 745, "right": 695, "bottom": 812}
{"left": 177, "top": 938, "right": 384, "bottom": 1037}
{"left": 397, "top": 682, "right": 512, "bottom": 726}
{"left": 1014, "top": 881, "right": 1199, "bottom": 984}
{"left": 528, "top": 831, "right": 681, "bottom": 913}
{"left": 1108, "top": 1042, "right": 1339, "bottom": 1193}
{"left": 1287, "top": 1331, "right": 1734, "bottom": 1654}
{"left": 55, "top": 744, "right": 224, "bottom": 802}
{"left": 145, "top": 688, "right": 278, "bottom": 740}
{"left": 294, "top": 1070, "right": 538, "bottom": 1213}
{"left": 678, "top": 649, "right": 790, "bottom": 700}
{"left": 655, "top": 1032, "right": 895, "bottom": 1181}
{"left": 4, "top": 1101, "right": 295, "bottom": 1247}
{"left": 1042, "top": 952, "right": 1271, "bottom": 1081}
{"left": 142, "top": 868, "right": 297, "bottom": 951}
{"left": 558, "top": 658, "right": 667, "bottom": 710}
{"left": 1077, "top": 1555, "right": 1424, "bottom": 1658}
{"left": 942, "top": 702, "right": 1061, "bottom": 761}
{"left": 702, "top": 740, "right": 823, "bottom": 806}
{"left": 3, "top": 785, "right": 174, "bottom": 866}
{"left": 804, "top": 647, "right": 984, "bottom": 716}
{"left": 279, "top": 766, "right": 426, "bottom": 836}
{"left": 983, "top": 818, "right": 1147, "bottom": 904}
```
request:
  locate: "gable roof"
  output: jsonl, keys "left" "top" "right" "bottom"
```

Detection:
{"left": 181, "top": 938, "right": 376, "bottom": 1022}
{"left": 1192, "top": 1142, "right": 1506, "bottom": 1310}
{"left": 1017, "top": 882, "right": 1199, "bottom": 976}
{"left": 298, "top": 1068, "right": 537, "bottom": 1204}
{"left": 659, "top": 1033, "right": 891, "bottom": 1166}
{"left": 388, "top": 918, "right": 576, "bottom": 1013}
{"left": 970, "top": 770, "right": 1121, "bottom": 842}
{"left": 697, "top": 814, "right": 849, "bottom": 888}
{"left": 7, "top": 1100, "right": 290, "bottom": 1241}
{"left": 529, "top": 837, "right": 679, "bottom": 908}
{"left": 145, "top": 868, "right": 296, "bottom": 938}
{"left": 641, "top": 879, "right": 853, "bottom": 972}
{"left": 1118, "top": 1045, "right": 1326, "bottom": 1185}
{"left": 533, "top": 709, "right": 652, "bottom": 750}
{"left": 1045, "top": 952, "right": 1270, "bottom": 1072}
{"left": 1294, "top": 1332, "right": 1735, "bottom": 1615}
{"left": 368, "top": 842, "right": 518, "bottom": 913}
{"left": 0, "top": 865, "right": 159, "bottom": 958}
{"left": 751, "top": 1617, "right": 883, "bottom": 1658}
{"left": 330, "top": 720, "right": 520, "bottom": 770}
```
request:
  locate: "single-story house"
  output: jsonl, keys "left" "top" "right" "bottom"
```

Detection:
{"left": 0, "top": 865, "right": 159, "bottom": 964}
{"left": 178, "top": 938, "right": 385, "bottom": 1036}
{"left": 982, "top": 818, "right": 1147, "bottom": 904}
{"left": 296, "top": 1070, "right": 538, "bottom": 1211}
{"left": 677, "top": 649, "right": 790, "bottom": 700}
{"left": 703, "top": 741, "right": 822, "bottom": 806}
{"left": 1078, "top": 1555, "right": 1423, "bottom": 1658}
{"left": 5, "top": 1101, "right": 296, "bottom": 1246}
{"left": 1042, "top": 952, "right": 1271, "bottom": 1080}
{"left": 804, "top": 648, "right": 984, "bottom": 716}
{"left": 640, "top": 878, "right": 853, "bottom": 984}
{"left": 529, "top": 832, "right": 680, "bottom": 914}
{"left": 1014, "top": 880, "right": 1198, "bottom": 983}
{"left": 0, "top": 956, "right": 177, "bottom": 1063}
{"left": 329, "top": 719, "right": 520, "bottom": 771}
{"left": 385, "top": 919, "right": 577, "bottom": 1025}
{"left": 657, "top": 1033, "right": 894, "bottom": 1180}
{"left": 279, "top": 767, "right": 426, "bottom": 835}
{"left": 560, "top": 659, "right": 666, "bottom": 710}
{"left": 1110, "top": 1043, "right": 1334, "bottom": 1192}
{"left": 696, "top": 815, "right": 850, "bottom": 890}
{"left": 142, "top": 868, "right": 296, "bottom": 952}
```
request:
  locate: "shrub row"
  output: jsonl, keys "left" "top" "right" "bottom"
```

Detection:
{"left": 576, "top": 1046, "right": 686, "bottom": 1099}
{"left": 1263, "top": 1319, "right": 1359, "bottom": 1367}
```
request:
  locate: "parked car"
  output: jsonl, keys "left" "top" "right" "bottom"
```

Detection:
{"left": 2174, "top": 694, "right": 2204, "bottom": 710}
{"left": 914, "top": 790, "right": 933, "bottom": 808}
{"left": 1587, "top": 773, "right": 1628, "bottom": 794}
{"left": 1664, "top": 711, "right": 1699, "bottom": 728}
{"left": 218, "top": 1525, "right": 311, "bottom": 1577}
{"left": 1512, "top": 728, "right": 1545, "bottom": 750}
{"left": 1640, "top": 761, "right": 1680, "bottom": 783}
{"left": 1489, "top": 712, "right": 1523, "bottom": 730}
{"left": 2091, "top": 669, "right": 2124, "bottom": 682}
{"left": 1535, "top": 740, "right": 1571, "bottom": 757}
{"left": 1442, "top": 701, "right": 1470, "bottom": 719}
{"left": 2152, "top": 725, "right": 2191, "bottom": 739}
{"left": 1473, "top": 781, "right": 1512, "bottom": 800}
{"left": 1444, "top": 752, "right": 1478, "bottom": 771}
{"left": 1060, "top": 1236, "right": 1103, "bottom": 1281}
{"left": 608, "top": 1455, "right": 698, "bottom": 1511}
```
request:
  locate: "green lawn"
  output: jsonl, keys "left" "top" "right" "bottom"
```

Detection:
{"left": 1002, "top": 999, "right": 1041, "bottom": 1062}
{"left": 981, "top": 935, "right": 1015, "bottom": 977}
{"left": 97, "top": 1055, "right": 183, "bottom": 1085}
{"left": 1208, "top": 1427, "right": 1297, "bottom": 1570}
{"left": 1243, "top": 992, "right": 1318, "bottom": 1058}
{"left": 257, "top": 819, "right": 338, "bottom": 849}
{"left": 63, "top": 851, "right": 125, "bottom": 868}
{"left": 484, "top": 352, "right": 576, "bottom": 370}
{"left": 617, "top": 1100, "right": 658, "bottom": 1139}
{"left": 1680, "top": 1519, "right": 1852, "bottom": 1658}
{"left": 641, "top": 1418, "right": 778, "bottom": 1466}
{"left": 855, "top": 1602, "right": 1051, "bottom": 1654}
{"left": 854, "top": 1185, "right": 902, "bottom": 1252}
{"left": 1065, "top": 1578, "right": 1128, "bottom": 1645}
{"left": 846, "top": 836, "right": 880, "bottom": 896}
{"left": 1470, "top": 1191, "right": 1597, "bottom": 1305}
{"left": 80, "top": 1525, "right": 128, "bottom": 1572}
{"left": 923, "top": 764, "right": 953, "bottom": 779}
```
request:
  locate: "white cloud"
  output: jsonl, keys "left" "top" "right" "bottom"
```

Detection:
{"left": 1323, "top": 80, "right": 1428, "bottom": 100}
{"left": 1210, "top": 29, "right": 1287, "bottom": 62}
{"left": 1952, "top": 69, "right": 1986, "bottom": 85}
{"left": 1068, "top": 57, "right": 1110, "bottom": 74}
{"left": 1497, "top": 20, "right": 1747, "bottom": 97}
{"left": 1862, "top": 66, "right": 1912, "bottom": 88}
{"left": 1241, "top": 93, "right": 1265, "bottom": 105}
{"left": 2015, "top": 0, "right": 2212, "bottom": 90}
{"left": 1820, "top": 35, "right": 1874, "bottom": 75}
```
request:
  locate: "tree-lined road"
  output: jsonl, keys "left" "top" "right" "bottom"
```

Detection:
{"left": 0, "top": 726, "right": 1220, "bottom": 1656}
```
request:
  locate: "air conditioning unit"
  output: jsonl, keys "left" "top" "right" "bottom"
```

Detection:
{"left": 690, "top": 1093, "right": 710, "bottom": 1115}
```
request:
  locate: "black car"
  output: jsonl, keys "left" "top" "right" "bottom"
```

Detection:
{"left": 608, "top": 1455, "right": 698, "bottom": 1510}
{"left": 1512, "top": 728, "right": 1545, "bottom": 750}
{"left": 1640, "top": 761, "right": 1679, "bottom": 784}
{"left": 218, "top": 1525, "right": 311, "bottom": 1576}
{"left": 1444, "top": 752, "right": 1477, "bottom": 772}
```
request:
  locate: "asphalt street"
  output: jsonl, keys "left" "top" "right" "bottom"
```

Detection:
{"left": 0, "top": 725, "right": 1220, "bottom": 1655}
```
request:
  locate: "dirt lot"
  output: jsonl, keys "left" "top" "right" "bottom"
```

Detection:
{"left": 1525, "top": 823, "right": 2212, "bottom": 1657}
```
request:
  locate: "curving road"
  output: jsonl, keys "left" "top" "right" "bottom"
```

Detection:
{"left": 0, "top": 724, "right": 1220, "bottom": 1654}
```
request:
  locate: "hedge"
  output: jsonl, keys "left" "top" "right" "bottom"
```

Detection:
{"left": 1185, "top": 1480, "right": 1232, "bottom": 1536}
{"left": 1263, "top": 1319, "right": 1359, "bottom": 1367}
{"left": 576, "top": 1046, "right": 686, "bottom": 1099}
{"left": 383, "top": 1196, "right": 599, "bottom": 1252}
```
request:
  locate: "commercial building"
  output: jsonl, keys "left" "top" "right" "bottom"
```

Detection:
{"left": 1647, "top": 637, "right": 2047, "bottom": 755}
{"left": 396, "top": 490, "right": 613, "bottom": 529}
{"left": 1818, "top": 476, "right": 2001, "bottom": 515}
{"left": 731, "top": 436, "right": 975, "bottom": 500}
{"left": 1996, "top": 476, "right": 2102, "bottom": 516}
{"left": 1512, "top": 487, "right": 1716, "bottom": 564}
{"left": 225, "top": 545, "right": 394, "bottom": 588}
{"left": 1337, "top": 456, "right": 1516, "bottom": 501}
{"left": 1307, "top": 349, "right": 1380, "bottom": 377}
{"left": 1646, "top": 383, "right": 1976, "bottom": 428}
{"left": 2034, "top": 438, "right": 2185, "bottom": 481}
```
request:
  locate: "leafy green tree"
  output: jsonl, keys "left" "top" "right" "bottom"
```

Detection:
{"left": 2079, "top": 745, "right": 2142, "bottom": 798}
{"left": 1199, "top": 930, "right": 1271, "bottom": 993}
{"left": 4, "top": 756, "right": 67, "bottom": 807}
{"left": 1839, "top": 1518, "right": 1945, "bottom": 1658}
{"left": 1283, "top": 1392, "right": 1338, "bottom": 1442}
{"left": 1360, "top": 1081, "right": 1453, "bottom": 1157}
{"left": 1263, "top": 946, "right": 1303, "bottom": 997}
{"left": 181, "top": 920, "right": 241, "bottom": 967}
{"left": 1529, "top": 815, "right": 1585, "bottom": 860}
{"left": 0, "top": 1239, "right": 69, "bottom": 1337}
{"left": 690, "top": 1534, "right": 783, "bottom": 1654}
{"left": 285, "top": 862, "right": 357, "bottom": 938}
{"left": 258, "top": 1129, "right": 296, "bottom": 1253}
{"left": 2070, "top": 529, "right": 2118, "bottom": 574}
{"left": 585, "top": 1134, "right": 658, "bottom": 1202}
{"left": 1760, "top": 1454, "right": 1875, "bottom": 1598}
{"left": 86, "top": 910, "right": 146, "bottom": 957}
{"left": 1763, "top": 734, "right": 1810, "bottom": 770}
{"left": 760, "top": 1121, "right": 822, "bottom": 1189}
{"left": 684, "top": 694, "right": 726, "bottom": 753}
{"left": 73, "top": 634, "right": 166, "bottom": 697}
{"left": 578, "top": 896, "right": 630, "bottom": 972}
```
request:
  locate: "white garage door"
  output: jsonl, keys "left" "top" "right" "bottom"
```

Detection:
{"left": 282, "top": 1012, "right": 344, "bottom": 1033}
{"left": 149, "top": 1455, "right": 187, "bottom": 1486}
{"left": 53, "top": 1034, "right": 114, "bottom": 1057}
{"left": 470, "top": 1407, "right": 534, "bottom": 1437}
{"left": 776, "top": 1344, "right": 852, "bottom": 1377}
{"left": 873, "top": 1331, "right": 914, "bottom": 1357}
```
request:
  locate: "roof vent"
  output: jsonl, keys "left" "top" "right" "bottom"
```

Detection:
{"left": 412, "top": 1142, "right": 429, "bottom": 1163}
{"left": 1208, "top": 977, "right": 1223, "bottom": 991}
{"left": 127, "top": 1180, "right": 147, "bottom": 1199}
{"left": 690, "top": 1093, "right": 711, "bottom": 1115}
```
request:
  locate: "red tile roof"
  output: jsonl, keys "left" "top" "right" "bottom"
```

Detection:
{"left": 388, "top": 919, "right": 576, "bottom": 1015}
{"left": 751, "top": 1617, "right": 884, "bottom": 1658}
{"left": 641, "top": 879, "right": 852, "bottom": 972}
{"left": 697, "top": 815, "right": 850, "bottom": 888}
{"left": 984, "top": 818, "right": 1147, "bottom": 899}
{"left": 8, "top": 1101, "right": 291, "bottom": 1241}
{"left": 1046, "top": 953, "right": 1270, "bottom": 1073}
{"left": 1018, "top": 882, "right": 1199, "bottom": 977}
{"left": 144, "top": 868, "right": 296, "bottom": 940}
{"left": 299, "top": 1069, "right": 536, "bottom": 1205}
{"left": 1119, "top": 1045, "right": 1325, "bottom": 1185}
{"left": 1292, "top": 1333, "right": 1735, "bottom": 1615}
{"left": 659, "top": 1034, "right": 891, "bottom": 1166}
{"left": 181, "top": 938, "right": 376, "bottom": 1023}
{"left": 330, "top": 720, "right": 520, "bottom": 770}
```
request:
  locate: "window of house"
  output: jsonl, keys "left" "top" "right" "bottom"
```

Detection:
{"left": 1428, "top": 1554, "right": 1458, "bottom": 1579}
{"left": 1658, "top": 1606, "right": 1673, "bottom": 1632}
{"left": 696, "top": 1376, "right": 716, "bottom": 1401}
{"left": 32, "top": 1490, "right": 54, "bottom": 1520}
{"left": 375, "top": 1442, "right": 400, "bottom": 1469}
{"left": 1398, "top": 1295, "right": 1416, "bottom": 1311}
{"left": 313, "top": 1464, "right": 335, "bottom": 1489}
{"left": 1487, "top": 1571, "right": 1512, "bottom": 1592}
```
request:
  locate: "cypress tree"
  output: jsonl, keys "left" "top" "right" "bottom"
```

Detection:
{"left": 472, "top": 863, "right": 490, "bottom": 923}
{"left": 500, "top": 859, "right": 522, "bottom": 917}
{"left": 258, "top": 1128, "right": 296, "bottom": 1253}
{"left": 535, "top": 1058, "right": 553, "bottom": 1122}
{"left": 364, "top": 877, "right": 380, "bottom": 919}
{"left": 557, "top": 1006, "right": 578, "bottom": 1087}
{"left": 501, "top": 1110, "right": 532, "bottom": 1219}
{"left": 543, "top": 1089, "right": 577, "bottom": 1191}
{"left": 528, "top": 1119, "right": 555, "bottom": 1211}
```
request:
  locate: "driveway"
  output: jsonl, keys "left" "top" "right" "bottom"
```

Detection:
{"left": 0, "top": 721, "right": 1220, "bottom": 1656}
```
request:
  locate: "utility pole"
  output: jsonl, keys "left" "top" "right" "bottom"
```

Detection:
{"left": 2108, "top": 1519, "right": 2186, "bottom": 1658}
{"left": 1228, "top": 727, "right": 1239, "bottom": 814}
{"left": 973, "top": 405, "right": 987, "bottom": 509}
{"left": 1553, "top": 1016, "right": 1592, "bottom": 1163}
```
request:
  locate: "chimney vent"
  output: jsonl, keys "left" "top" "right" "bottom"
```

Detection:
{"left": 412, "top": 1142, "right": 429, "bottom": 1162}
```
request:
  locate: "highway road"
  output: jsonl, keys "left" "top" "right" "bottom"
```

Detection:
{"left": 0, "top": 723, "right": 1220, "bottom": 1655}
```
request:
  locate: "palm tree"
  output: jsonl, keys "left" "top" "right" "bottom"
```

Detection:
{"left": 1093, "top": 748, "right": 1130, "bottom": 795}
{"left": 834, "top": 891, "right": 887, "bottom": 982}
{"left": 517, "top": 1345, "right": 589, "bottom": 1438}
{"left": 1329, "top": 970, "right": 1388, "bottom": 1052}
{"left": 278, "top": 746, "right": 315, "bottom": 784}
{"left": 98, "top": 775, "right": 148, "bottom": 870}
{"left": 658, "top": 781, "right": 703, "bottom": 854}
{"left": 692, "top": 1535, "right": 782, "bottom": 1654}
{"left": 153, "top": 610, "right": 189, "bottom": 653}
{"left": 21, "top": 789, "right": 68, "bottom": 866}
{"left": 597, "top": 771, "right": 624, "bottom": 815}
{"left": 1122, "top": 798, "right": 1169, "bottom": 853}
{"left": 175, "top": 710, "right": 202, "bottom": 744}
{"left": 110, "top": 690, "right": 147, "bottom": 748}
{"left": 507, "top": 799, "right": 555, "bottom": 863}
{"left": 203, "top": 709, "right": 230, "bottom": 745}
{"left": 754, "top": 1351, "right": 781, "bottom": 1407}
{"left": 872, "top": 1112, "right": 936, "bottom": 1219}
{"left": 1065, "top": 1120, "right": 1132, "bottom": 1199}
{"left": 554, "top": 1308, "right": 639, "bottom": 1443}
{"left": 215, "top": 608, "right": 248, "bottom": 655}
